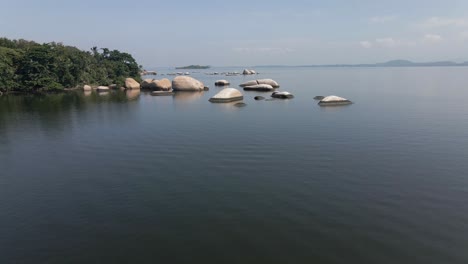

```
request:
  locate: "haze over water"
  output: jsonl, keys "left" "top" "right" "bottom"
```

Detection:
{"left": 1, "top": 67, "right": 468, "bottom": 263}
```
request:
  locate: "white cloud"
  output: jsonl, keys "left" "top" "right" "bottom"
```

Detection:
{"left": 360, "top": 41, "right": 373, "bottom": 48}
{"left": 423, "top": 34, "right": 443, "bottom": 43}
{"left": 370, "top": 16, "right": 397, "bottom": 23}
{"left": 360, "top": 38, "right": 417, "bottom": 49}
{"left": 420, "top": 17, "right": 468, "bottom": 28}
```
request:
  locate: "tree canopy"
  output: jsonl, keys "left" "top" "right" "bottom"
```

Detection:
{"left": 0, "top": 37, "right": 141, "bottom": 93}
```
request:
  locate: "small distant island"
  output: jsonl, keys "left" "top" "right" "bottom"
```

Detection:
{"left": 175, "top": 65, "right": 210, "bottom": 69}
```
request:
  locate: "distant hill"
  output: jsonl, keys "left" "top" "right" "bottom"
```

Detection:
{"left": 175, "top": 65, "right": 210, "bottom": 69}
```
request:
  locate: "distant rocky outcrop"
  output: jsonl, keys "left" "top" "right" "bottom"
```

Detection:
{"left": 240, "top": 79, "right": 280, "bottom": 88}
{"left": 318, "top": 95, "right": 352, "bottom": 106}
{"left": 172, "top": 76, "right": 205, "bottom": 91}
{"left": 243, "top": 69, "right": 257, "bottom": 75}
{"left": 209, "top": 88, "right": 243, "bottom": 103}
{"left": 125, "top": 78, "right": 141, "bottom": 89}
{"left": 314, "top": 96, "right": 325, "bottom": 100}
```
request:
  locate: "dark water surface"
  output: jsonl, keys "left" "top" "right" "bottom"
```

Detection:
{"left": 1, "top": 67, "right": 468, "bottom": 264}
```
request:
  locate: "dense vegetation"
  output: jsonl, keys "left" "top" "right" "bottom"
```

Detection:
{"left": 0, "top": 37, "right": 141, "bottom": 93}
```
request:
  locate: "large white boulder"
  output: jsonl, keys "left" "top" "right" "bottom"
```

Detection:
{"left": 318, "top": 95, "right": 352, "bottom": 106}
{"left": 209, "top": 88, "right": 243, "bottom": 103}
{"left": 172, "top": 76, "right": 204, "bottom": 91}
{"left": 83, "top": 85, "right": 92, "bottom": 91}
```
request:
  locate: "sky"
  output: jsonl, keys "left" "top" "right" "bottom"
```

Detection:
{"left": 2, "top": 0, "right": 468, "bottom": 67}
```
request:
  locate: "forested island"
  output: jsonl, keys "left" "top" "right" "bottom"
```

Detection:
{"left": 0, "top": 37, "right": 141, "bottom": 94}
{"left": 175, "top": 65, "right": 210, "bottom": 69}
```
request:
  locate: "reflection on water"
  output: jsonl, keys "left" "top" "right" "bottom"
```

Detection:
{"left": 84, "top": 90, "right": 92, "bottom": 97}
{"left": 173, "top": 91, "right": 204, "bottom": 102}
{"left": 126, "top": 89, "right": 141, "bottom": 100}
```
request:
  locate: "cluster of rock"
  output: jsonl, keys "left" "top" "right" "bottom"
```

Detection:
{"left": 240, "top": 79, "right": 280, "bottom": 91}
{"left": 243, "top": 69, "right": 257, "bottom": 75}
{"left": 141, "top": 78, "right": 172, "bottom": 91}
{"left": 140, "top": 70, "right": 157, "bottom": 76}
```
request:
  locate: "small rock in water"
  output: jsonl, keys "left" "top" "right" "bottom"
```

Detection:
{"left": 314, "top": 96, "right": 325, "bottom": 100}
{"left": 254, "top": 96, "right": 265, "bottom": 100}
{"left": 318, "top": 95, "right": 352, "bottom": 106}
{"left": 234, "top": 102, "right": 247, "bottom": 107}
{"left": 204, "top": 86, "right": 210, "bottom": 91}
{"left": 271, "top": 91, "right": 294, "bottom": 99}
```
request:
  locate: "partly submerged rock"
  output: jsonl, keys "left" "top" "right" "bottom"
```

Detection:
{"left": 209, "top": 88, "right": 243, "bottom": 103}
{"left": 204, "top": 86, "right": 210, "bottom": 91}
{"left": 234, "top": 102, "right": 247, "bottom": 107}
{"left": 254, "top": 96, "right": 265, "bottom": 100}
{"left": 215, "top": 80, "right": 230, "bottom": 86}
{"left": 125, "top": 78, "right": 141, "bottom": 89}
{"left": 172, "top": 76, "right": 204, "bottom": 91}
{"left": 83, "top": 85, "right": 92, "bottom": 91}
{"left": 314, "top": 96, "right": 325, "bottom": 100}
{"left": 271, "top": 91, "right": 294, "bottom": 99}
{"left": 243, "top": 84, "right": 274, "bottom": 91}
{"left": 97, "top": 86, "right": 109, "bottom": 91}
{"left": 318, "top": 95, "right": 352, "bottom": 106}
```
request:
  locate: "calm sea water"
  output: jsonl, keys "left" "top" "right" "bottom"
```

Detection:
{"left": 1, "top": 67, "right": 468, "bottom": 264}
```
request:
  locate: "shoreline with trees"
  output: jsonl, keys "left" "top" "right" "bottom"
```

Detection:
{"left": 0, "top": 37, "right": 141, "bottom": 94}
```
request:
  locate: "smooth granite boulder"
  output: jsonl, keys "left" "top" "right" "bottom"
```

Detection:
{"left": 257, "top": 79, "right": 279, "bottom": 88}
{"left": 172, "top": 76, "right": 204, "bottom": 91}
{"left": 271, "top": 91, "right": 294, "bottom": 99}
{"left": 239, "top": 80, "right": 259, "bottom": 87}
{"left": 154, "top": 78, "right": 172, "bottom": 91}
{"left": 243, "top": 84, "right": 274, "bottom": 91}
{"left": 240, "top": 79, "right": 280, "bottom": 88}
{"left": 83, "top": 85, "right": 92, "bottom": 91}
{"left": 141, "top": 79, "right": 155, "bottom": 89}
{"left": 318, "top": 95, "right": 352, "bottom": 106}
{"left": 209, "top": 88, "right": 243, "bottom": 103}
{"left": 125, "top": 78, "right": 141, "bottom": 89}
{"left": 215, "top": 80, "right": 230, "bottom": 86}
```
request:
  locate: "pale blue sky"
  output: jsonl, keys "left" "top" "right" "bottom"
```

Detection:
{"left": 2, "top": 0, "right": 468, "bottom": 67}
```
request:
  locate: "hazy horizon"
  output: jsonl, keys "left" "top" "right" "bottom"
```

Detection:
{"left": 2, "top": 0, "right": 468, "bottom": 68}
